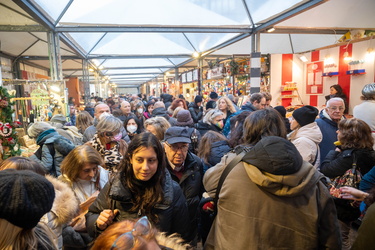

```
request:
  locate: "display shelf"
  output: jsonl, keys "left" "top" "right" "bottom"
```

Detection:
{"left": 322, "top": 72, "right": 339, "bottom": 77}
{"left": 281, "top": 95, "right": 299, "bottom": 99}
{"left": 346, "top": 69, "right": 366, "bottom": 75}
{"left": 280, "top": 82, "right": 301, "bottom": 106}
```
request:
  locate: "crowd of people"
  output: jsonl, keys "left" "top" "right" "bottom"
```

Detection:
{"left": 1, "top": 83, "right": 375, "bottom": 249}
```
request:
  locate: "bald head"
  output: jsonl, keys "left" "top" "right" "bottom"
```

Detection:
{"left": 153, "top": 101, "right": 165, "bottom": 109}
{"left": 94, "top": 104, "right": 110, "bottom": 119}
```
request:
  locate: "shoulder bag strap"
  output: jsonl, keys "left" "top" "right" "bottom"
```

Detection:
{"left": 46, "top": 143, "right": 56, "bottom": 176}
{"left": 213, "top": 150, "right": 247, "bottom": 215}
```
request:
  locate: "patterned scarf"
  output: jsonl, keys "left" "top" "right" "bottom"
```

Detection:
{"left": 89, "top": 133, "right": 123, "bottom": 172}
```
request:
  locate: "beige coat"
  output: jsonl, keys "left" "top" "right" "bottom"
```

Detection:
{"left": 203, "top": 137, "right": 341, "bottom": 250}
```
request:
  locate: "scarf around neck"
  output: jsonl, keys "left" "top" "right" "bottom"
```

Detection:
{"left": 36, "top": 128, "right": 57, "bottom": 145}
{"left": 90, "top": 133, "right": 123, "bottom": 172}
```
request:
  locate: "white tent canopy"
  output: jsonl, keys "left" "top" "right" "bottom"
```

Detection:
{"left": 0, "top": 0, "right": 374, "bottom": 86}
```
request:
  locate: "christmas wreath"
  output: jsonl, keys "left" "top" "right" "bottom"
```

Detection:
{"left": 0, "top": 86, "right": 21, "bottom": 159}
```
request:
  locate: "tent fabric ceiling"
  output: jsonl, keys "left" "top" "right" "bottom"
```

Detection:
{"left": 0, "top": 0, "right": 374, "bottom": 87}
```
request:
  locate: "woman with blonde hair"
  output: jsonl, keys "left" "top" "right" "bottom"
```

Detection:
{"left": 91, "top": 217, "right": 189, "bottom": 250}
{"left": 59, "top": 145, "right": 108, "bottom": 248}
{"left": 144, "top": 116, "right": 171, "bottom": 141}
{"left": 216, "top": 96, "right": 236, "bottom": 126}
{"left": 76, "top": 111, "right": 94, "bottom": 134}
{"left": 172, "top": 106, "right": 184, "bottom": 118}
{"left": 59, "top": 145, "right": 108, "bottom": 203}
{"left": 86, "top": 115, "right": 128, "bottom": 172}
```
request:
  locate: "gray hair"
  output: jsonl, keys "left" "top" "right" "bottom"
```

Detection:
{"left": 96, "top": 115, "right": 123, "bottom": 134}
{"left": 144, "top": 116, "right": 171, "bottom": 140}
{"left": 27, "top": 122, "right": 53, "bottom": 138}
{"left": 361, "top": 83, "right": 375, "bottom": 100}
{"left": 203, "top": 109, "right": 224, "bottom": 124}
{"left": 153, "top": 101, "right": 165, "bottom": 109}
{"left": 326, "top": 97, "right": 345, "bottom": 108}
{"left": 120, "top": 101, "right": 130, "bottom": 108}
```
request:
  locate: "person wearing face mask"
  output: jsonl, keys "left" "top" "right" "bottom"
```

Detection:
{"left": 86, "top": 115, "right": 128, "bottom": 172}
{"left": 59, "top": 145, "right": 108, "bottom": 248}
{"left": 124, "top": 116, "right": 143, "bottom": 141}
{"left": 134, "top": 102, "right": 146, "bottom": 127}
{"left": 196, "top": 109, "right": 225, "bottom": 137}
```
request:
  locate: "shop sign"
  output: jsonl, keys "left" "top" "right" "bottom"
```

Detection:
{"left": 193, "top": 69, "right": 199, "bottom": 81}
{"left": 209, "top": 64, "right": 225, "bottom": 79}
{"left": 186, "top": 71, "right": 193, "bottom": 82}
{"left": 181, "top": 73, "right": 187, "bottom": 83}
{"left": 306, "top": 61, "right": 323, "bottom": 94}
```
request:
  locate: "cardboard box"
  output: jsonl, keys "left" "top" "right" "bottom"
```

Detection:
{"left": 16, "top": 128, "right": 26, "bottom": 138}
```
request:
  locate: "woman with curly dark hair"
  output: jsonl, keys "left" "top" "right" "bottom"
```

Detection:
{"left": 321, "top": 118, "right": 375, "bottom": 178}
{"left": 321, "top": 118, "right": 375, "bottom": 249}
{"left": 86, "top": 132, "right": 190, "bottom": 241}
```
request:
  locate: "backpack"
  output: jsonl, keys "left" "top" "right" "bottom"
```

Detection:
{"left": 189, "top": 128, "right": 199, "bottom": 154}
{"left": 34, "top": 143, "right": 57, "bottom": 177}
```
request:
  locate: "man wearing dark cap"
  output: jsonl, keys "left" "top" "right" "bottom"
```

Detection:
{"left": 188, "top": 95, "right": 204, "bottom": 123}
{"left": 206, "top": 92, "right": 218, "bottom": 110}
{"left": 163, "top": 127, "right": 203, "bottom": 244}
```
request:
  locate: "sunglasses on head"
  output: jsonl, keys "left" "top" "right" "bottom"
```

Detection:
{"left": 111, "top": 216, "right": 151, "bottom": 250}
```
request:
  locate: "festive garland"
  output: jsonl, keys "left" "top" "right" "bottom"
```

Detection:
{"left": 0, "top": 87, "right": 21, "bottom": 159}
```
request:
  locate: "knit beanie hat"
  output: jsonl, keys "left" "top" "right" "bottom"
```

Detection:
{"left": 194, "top": 95, "right": 203, "bottom": 104}
{"left": 274, "top": 106, "right": 287, "bottom": 118}
{"left": 209, "top": 92, "right": 218, "bottom": 99}
{"left": 206, "top": 100, "right": 216, "bottom": 110}
{"left": 0, "top": 169, "right": 55, "bottom": 229}
{"left": 50, "top": 114, "right": 67, "bottom": 125}
{"left": 292, "top": 105, "right": 318, "bottom": 127}
{"left": 176, "top": 110, "right": 194, "bottom": 126}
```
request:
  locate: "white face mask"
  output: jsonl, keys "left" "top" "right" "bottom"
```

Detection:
{"left": 99, "top": 112, "right": 111, "bottom": 121}
{"left": 137, "top": 108, "right": 144, "bottom": 114}
{"left": 127, "top": 125, "right": 137, "bottom": 133}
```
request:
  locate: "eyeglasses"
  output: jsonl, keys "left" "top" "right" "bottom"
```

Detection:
{"left": 104, "top": 131, "right": 119, "bottom": 137}
{"left": 165, "top": 142, "right": 189, "bottom": 152}
{"left": 111, "top": 216, "right": 151, "bottom": 250}
{"left": 328, "top": 106, "right": 345, "bottom": 111}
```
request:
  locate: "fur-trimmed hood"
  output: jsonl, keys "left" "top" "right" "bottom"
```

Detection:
{"left": 46, "top": 175, "right": 79, "bottom": 227}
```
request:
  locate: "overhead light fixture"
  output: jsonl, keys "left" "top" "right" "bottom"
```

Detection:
{"left": 324, "top": 56, "right": 334, "bottom": 65}
{"left": 267, "top": 27, "right": 275, "bottom": 33}
{"left": 299, "top": 56, "right": 308, "bottom": 62}
{"left": 365, "top": 48, "right": 375, "bottom": 62}
{"left": 88, "top": 68, "right": 94, "bottom": 72}
{"left": 192, "top": 51, "right": 200, "bottom": 58}
{"left": 343, "top": 51, "right": 352, "bottom": 62}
